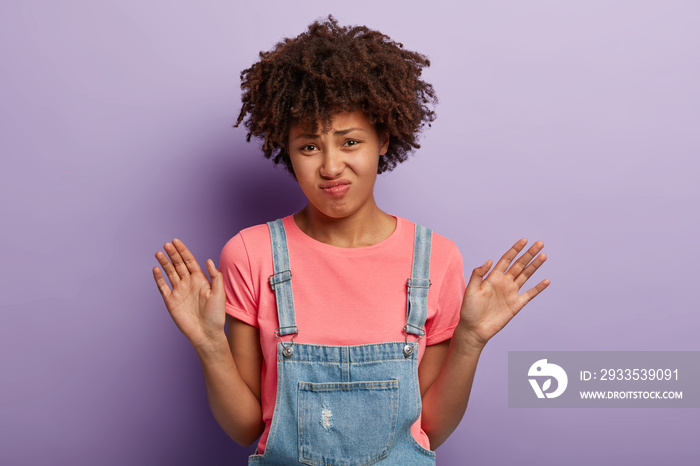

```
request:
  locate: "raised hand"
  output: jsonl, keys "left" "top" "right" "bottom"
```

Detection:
{"left": 457, "top": 239, "right": 550, "bottom": 350}
{"left": 153, "top": 239, "right": 226, "bottom": 350}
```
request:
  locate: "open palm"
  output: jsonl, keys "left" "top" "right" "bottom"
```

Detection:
{"left": 460, "top": 239, "right": 550, "bottom": 349}
{"left": 153, "top": 239, "right": 226, "bottom": 349}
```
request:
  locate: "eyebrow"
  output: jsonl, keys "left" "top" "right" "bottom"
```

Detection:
{"left": 291, "top": 127, "right": 365, "bottom": 141}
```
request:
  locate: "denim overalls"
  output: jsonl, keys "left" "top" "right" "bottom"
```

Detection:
{"left": 248, "top": 219, "right": 436, "bottom": 465}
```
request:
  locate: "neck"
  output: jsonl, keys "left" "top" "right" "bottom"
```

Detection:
{"left": 294, "top": 202, "right": 396, "bottom": 248}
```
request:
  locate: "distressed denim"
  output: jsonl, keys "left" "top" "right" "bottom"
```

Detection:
{"left": 249, "top": 219, "right": 436, "bottom": 465}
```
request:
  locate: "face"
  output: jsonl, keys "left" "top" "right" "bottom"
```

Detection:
{"left": 288, "top": 110, "right": 390, "bottom": 221}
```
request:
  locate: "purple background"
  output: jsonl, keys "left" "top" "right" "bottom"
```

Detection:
{"left": 2, "top": 1, "right": 698, "bottom": 464}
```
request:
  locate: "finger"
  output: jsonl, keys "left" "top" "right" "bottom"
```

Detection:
{"left": 164, "top": 241, "right": 190, "bottom": 279}
{"left": 466, "top": 259, "right": 492, "bottom": 291}
{"left": 493, "top": 238, "right": 528, "bottom": 274}
{"left": 520, "top": 278, "right": 551, "bottom": 305}
{"left": 155, "top": 250, "right": 180, "bottom": 286}
{"left": 152, "top": 266, "right": 171, "bottom": 298}
{"left": 505, "top": 241, "right": 544, "bottom": 279}
{"left": 207, "top": 259, "right": 224, "bottom": 296}
{"left": 515, "top": 253, "right": 548, "bottom": 288}
{"left": 173, "top": 238, "right": 204, "bottom": 276}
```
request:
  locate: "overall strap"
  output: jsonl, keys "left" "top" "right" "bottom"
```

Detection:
{"left": 403, "top": 223, "right": 432, "bottom": 356}
{"left": 267, "top": 219, "right": 298, "bottom": 347}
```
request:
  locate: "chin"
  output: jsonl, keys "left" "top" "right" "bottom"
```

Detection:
{"left": 314, "top": 205, "right": 355, "bottom": 220}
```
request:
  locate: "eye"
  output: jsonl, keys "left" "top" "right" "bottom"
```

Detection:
{"left": 343, "top": 139, "right": 360, "bottom": 147}
{"left": 300, "top": 144, "right": 318, "bottom": 152}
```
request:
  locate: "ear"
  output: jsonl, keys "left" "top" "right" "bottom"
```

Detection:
{"left": 378, "top": 130, "right": 390, "bottom": 156}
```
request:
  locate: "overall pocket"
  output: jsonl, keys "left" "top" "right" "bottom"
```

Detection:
{"left": 298, "top": 379, "right": 399, "bottom": 466}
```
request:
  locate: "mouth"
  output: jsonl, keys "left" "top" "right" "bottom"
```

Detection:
{"left": 319, "top": 179, "right": 351, "bottom": 197}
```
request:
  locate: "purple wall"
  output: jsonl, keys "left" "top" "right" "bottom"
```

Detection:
{"left": 2, "top": 1, "right": 698, "bottom": 464}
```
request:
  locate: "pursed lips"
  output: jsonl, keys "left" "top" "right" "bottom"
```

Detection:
{"left": 319, "top": 179, "right": 351, "bottom": 196}
{"left": 319, "top": 179, "right": 351, "bottom": 189}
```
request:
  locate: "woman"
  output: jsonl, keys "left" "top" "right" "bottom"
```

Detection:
{"left": 153, "top": 16, "right": 549, "bottom": 464}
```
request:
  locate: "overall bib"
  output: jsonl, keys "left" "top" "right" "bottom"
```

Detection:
{"left": 248, "top": 219, "right": 436, "bottom": 465}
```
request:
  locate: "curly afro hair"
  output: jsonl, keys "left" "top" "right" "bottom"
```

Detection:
{"left": 234, "top": 15, "right": 437, "bottom": 175}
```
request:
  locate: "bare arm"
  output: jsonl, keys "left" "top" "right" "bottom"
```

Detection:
{"left": 420, "top": 239, "right": 550, "bottom": 449}
{"left": 195, "top": 317, "right": 263, "bottom": 446}
{"left": 227, "top": 315, "right": 263, "bottom": 404}
{"left": 418, "top": 340, "right": 450, "bottom": 398}
{"left": 153, "top": 239, "right": 263, "bottom": 446}
{"left": 420, "top": 330, "right": 483, "bottom": 449}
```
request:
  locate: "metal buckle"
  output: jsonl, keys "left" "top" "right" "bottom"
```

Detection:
{"left": 402, "top": 324, "right": 424, "bottom": 357}
{"left": 274, "top": 326, "right": 298, "bottom": 338}
{"left": 269, "top": 270, "right": 292, "bottom": 289}
{"left": 275, "top": 326, "right": 299, "bottom": 358}
{"left": 406, "top": 278, "right": 432, "bottom": 288}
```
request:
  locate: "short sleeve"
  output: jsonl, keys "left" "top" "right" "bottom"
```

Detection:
{"left": 219, "top": 233, "right": 259, "bottom": 328}
{"left": 424, "top": 244, "right": 465, "bottom": 345}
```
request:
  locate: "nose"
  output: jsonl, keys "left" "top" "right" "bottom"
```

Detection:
{"left": 319, "top": 148, "right": 344, "bottom": 179}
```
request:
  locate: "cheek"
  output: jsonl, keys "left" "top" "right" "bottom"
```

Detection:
{"left": 290, "top": 158, "right": 315, "bottom": 187}
{"left": 289, "top": 155, "right": 306, "bottom": 175}
{"left": 356, "top": 155, "right": 381, "bottom": 177}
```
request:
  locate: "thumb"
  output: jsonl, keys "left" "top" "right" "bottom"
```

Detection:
{"left": 206, "top": 259, "right": 224, "bottom": 296}
{"left": 466, "top": 259, "right": 492, "bottom": 291}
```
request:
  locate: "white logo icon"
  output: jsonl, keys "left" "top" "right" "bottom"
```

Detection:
{"left": 528, "top": 359, "right": 568, "bottom": 399}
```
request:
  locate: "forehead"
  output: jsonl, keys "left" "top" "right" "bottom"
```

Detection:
{"left": 289, "top": 110, "right": 375, "bottom": 137}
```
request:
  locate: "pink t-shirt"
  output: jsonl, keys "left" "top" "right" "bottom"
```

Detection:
{"left": 220, "top": 215, "right": 465, "bottom": 453}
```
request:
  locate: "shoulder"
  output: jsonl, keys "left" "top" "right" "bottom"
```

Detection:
{"left": 219, "top": 219, "right": 279, "bottom": 267}
{"left": 396, "top": 217, "right": 464, "bottom": 289}
{"left": 432, "top": 230, "right": 461, "bottom": 261}
{"left": 431, "top": 230, "right": 463, "bottom": 280}
{"left": 223, "top": 222, "right": 271, "bottom": 249}
{"left": 398, "top": 217, "right": 462, "bottom": 262}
